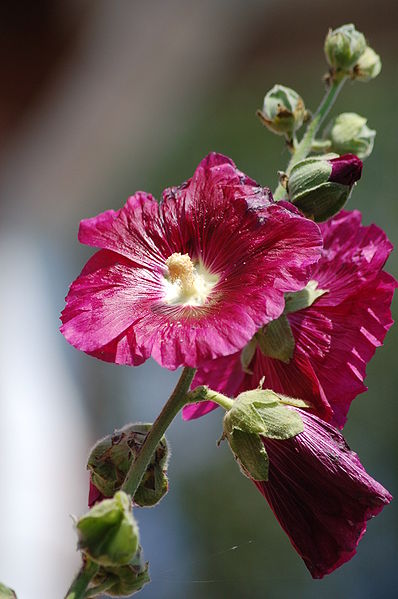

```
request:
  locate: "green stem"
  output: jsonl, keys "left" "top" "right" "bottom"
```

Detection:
{"left": 273, "top": 76, "right": 347, "bottom": 201}
{"left": 121, "top": 366, "right": 196, "bottom": 497}
{"left": 65, "top": 560, "right": 99, "bottom": 599}
{"left": 186, "top": 385, "right": 234, "bottom": 411}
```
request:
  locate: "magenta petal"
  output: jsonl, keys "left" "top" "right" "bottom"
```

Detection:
{"left": 61, "top": 153, "right": 322, "bottom": 370}
{"left": 88, "top": 478, "right": 105, "bottom": 508}
{"left": 190, "top": 209, "right": 396, "bottom": 427}
{"left": 329, "top": 154, "right": 362, "bottom": 186}
{"left": 254, "top": 409, "right": 392, "bottom": 578}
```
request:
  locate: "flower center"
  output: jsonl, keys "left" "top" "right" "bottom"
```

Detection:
{"left": 164, "top": 252, "right": 218, "bottom": 306}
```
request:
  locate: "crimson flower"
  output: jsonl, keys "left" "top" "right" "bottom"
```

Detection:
{"left": 253, "top": 408, "right": 392, "bottom": 578}
{"left": 184, "top": 210, "right": 396, "bottom": 426}
{"left": 61, "top": 153, "right": 321, "bottom": 370}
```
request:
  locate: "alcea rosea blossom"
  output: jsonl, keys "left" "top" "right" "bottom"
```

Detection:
{"left": 184, "top": 210, "right": 396, "bottom": 426}
{"left": 61, "top": 153, "right": 321, "bottom": 370}
{"left": 253, "top": 408, "right": 392, "bottom": 578}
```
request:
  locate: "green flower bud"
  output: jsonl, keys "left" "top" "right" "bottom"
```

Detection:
{"left": 88, "top": 423, "right": 169, "bottom": 508}
{"left": 76, "top": 491, "right": 139, "bottom": 567}
{"left": 257, "top": 84, "right": 306, "bottom": 137}
{"left": 0, "top": 583, "right": 17, "bottom": 598}
{"left": 287, "top": 153, "right": 363, "bottom": 222}
{"left": 354, "top": 46, "right": 382, "bottom": 81}
{"left": 92, "top": 547, "right": 150, "bottom": 596}
{"left": 325, "top": 113, "right": 376, "bottom": 159}
{"left": 324, "top": 24, "right": 366, "bottom": 71}
{"left": 223, "top": 389, "right": 305, "bottom": 480}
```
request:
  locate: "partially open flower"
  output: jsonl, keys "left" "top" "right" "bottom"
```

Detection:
{"left": 61, "top": 153, "right": 321, "bottom": 370}
{"left": 253, "top": 408, "right": 392, "bottom": 578}
{"left": 184, "top": 210, "right": 396, "bottom": 428}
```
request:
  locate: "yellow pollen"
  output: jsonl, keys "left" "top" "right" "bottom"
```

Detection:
{"left": 165, "top": 252, "right": 196, "bottom": 295}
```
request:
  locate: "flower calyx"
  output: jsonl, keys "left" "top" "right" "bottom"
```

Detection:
{"left": 223, "top": 389, "right": 306, "bottom": 481}
{"left": 91, "top": 546, "right": 150, "bottom": 597}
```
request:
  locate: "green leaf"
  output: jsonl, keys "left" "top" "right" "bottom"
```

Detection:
{"left": 284, "top": 280, "right": 328, "bottom": 314}
{"left": 228, "top": 430, "right": 269, "bottom": 481}
{"left": 256, "top": 315, "right": 295, "bottom": 363}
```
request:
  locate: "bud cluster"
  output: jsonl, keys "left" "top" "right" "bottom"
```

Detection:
{"left": 324, "top": 24, "right": 381, "bottom": 81}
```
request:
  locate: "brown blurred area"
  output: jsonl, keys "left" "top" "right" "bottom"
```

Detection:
{"left": 0, "top": 2, "right": 396, "bottom": 598}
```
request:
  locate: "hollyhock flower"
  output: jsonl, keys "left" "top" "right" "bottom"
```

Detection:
{"left": 61, "top": 153, "right": 322, "bottom": 370}
{"left": 184, "top": 210, "right": 396, "bottom": 426}
{"left": 252, "top": 408, "right": 392, "bottom": 578}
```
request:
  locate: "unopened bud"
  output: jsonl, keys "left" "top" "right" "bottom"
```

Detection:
{"left": 257, "top": 84, "right": 306, "bottom": 137}
{"left": 223, "top": 389, "right": 305, "bottom": 480}
{"left": 324, "top": 24, "right": 366, "bottom": 72}
{"left": 325, "top": 113, "right": 375, "bottom": 159}
{"left": 287, "top": 153, "right": 362, "bottom": 221}
{"left": 88, "top": 424, "right": 169, "bottom": 508}
{"left": 354, "top": 46, "right": 382, "bottom": 81}
{"left": 76, "top": 491, "right": 139, "bottom": 567}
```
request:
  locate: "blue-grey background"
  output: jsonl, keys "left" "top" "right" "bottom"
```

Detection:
{"left": 0, "top": 1, "right": 396, "bottom": 598}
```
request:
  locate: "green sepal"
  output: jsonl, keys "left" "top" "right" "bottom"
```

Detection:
{"left": 0, "top": 583, "right": 17, "bottom": 598}
{"left": 228, "top": 430, "right": 269, "bottom": 481}
{"left": 256, "top": 315, "right": 295, "bottom": 363}
{"left": 223, "top": 389, "right": 305, "bottom": 441}
{"left": 284, "top": 280, "right": 328, "bottom": 313}
{"left": 77, "top": 491, "right": 139, "bottom": 567}
{"left": 292, "top": 181, "right": 350, "bottom": 222}
{"left": 88, "top": 423, "right": 169, "bottom": 508}
{"left": 92, "top": 547, "right": 150, "bottom": 597}
{"left": 288, "top": 155, "right": 335, "bottom": 200}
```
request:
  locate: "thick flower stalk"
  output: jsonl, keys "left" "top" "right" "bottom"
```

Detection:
{"left": 184, "top": 210, "right": 396, "bottom": 427}
{"left": 61, "top": 153, "right": 321, "bottom": 370}
{"left": 253, "top": 408, "right": 392, "bottom": 578}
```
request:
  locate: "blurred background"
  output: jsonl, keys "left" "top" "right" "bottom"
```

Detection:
{"left": 0, "top": 1, "right": 396, "bottom": 597}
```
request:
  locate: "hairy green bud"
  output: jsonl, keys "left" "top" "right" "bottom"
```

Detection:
{"left": 325, "top": 112, "right": 375, "bottom": 159}
{"left": 354, "top": 46, "right": 381, "bottom": 81}
{"left": 77, "top": 491, "right": 139, "bottom": 567}
{"left": 324, "top": 24, "right": 366, "bottom": 71}
{"left": 88, "top": 424, "right": 169, "bottom": 508}
{"left": 257, "top": 84, "right": 306, "bottom": 137}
